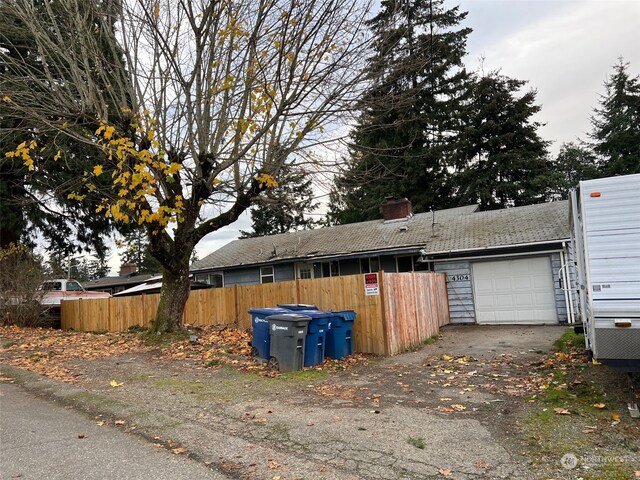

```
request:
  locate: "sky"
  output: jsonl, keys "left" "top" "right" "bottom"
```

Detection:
{"left": 108, "top": 0, "right": 640, "bottom": 274}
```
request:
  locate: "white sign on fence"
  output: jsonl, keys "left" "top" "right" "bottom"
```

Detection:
{"left": 364, "top": 273, "right": 379, "bottom": 296}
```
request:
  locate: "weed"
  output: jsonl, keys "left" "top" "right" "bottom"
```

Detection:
{"left": 408, "top": 437, "right": 426, "bottom": 449}
{"left": 140, "top": 330, "right": 190, "bottom": 347}
{"left": 1, "top": 341, "right": 16, "bottom": 349}
{"left": 554, "top": 329, "right": 585, "bottom": 353}
{"left": 423, "top": 335, "right": 441, "bottom": 345}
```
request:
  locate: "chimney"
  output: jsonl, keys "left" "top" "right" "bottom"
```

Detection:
{"left": 381, "top": 198, "right": 413, "bottom": 221}
{"left": 119, "top": 261, "right": 137, "bottom": 277}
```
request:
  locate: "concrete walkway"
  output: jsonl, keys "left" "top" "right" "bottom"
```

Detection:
{"left": 0, "top": 382, "right": 227, "bottom": 480}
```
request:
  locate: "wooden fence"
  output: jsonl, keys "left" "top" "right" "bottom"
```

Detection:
{"left": 61, "top": 271, "right": 449, "bottom": 355}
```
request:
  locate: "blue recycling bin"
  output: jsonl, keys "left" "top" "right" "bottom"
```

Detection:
{"left": 296, "top": 310, "right": 331, "bottom": 367}
{"left": 326, "top": 310, "right": 356, "bottom": 359}
{"left": 248, "top": 307, "right": 290, "bottom": 359}
{"left": 277, "top": 303, "right": 319, "bottom": 311}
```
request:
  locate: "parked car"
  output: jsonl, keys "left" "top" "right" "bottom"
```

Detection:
{"left": 39, "top": 279, "right": 111, "bottom": 313}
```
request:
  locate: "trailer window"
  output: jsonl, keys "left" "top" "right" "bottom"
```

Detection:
{"left": 42, "top": 282, "right": 62, "bottom": 291}
{"left": 66, "top": 281, "right": 82, "bottom": 291}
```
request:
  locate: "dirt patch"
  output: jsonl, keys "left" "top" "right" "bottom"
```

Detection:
{"left": 1, "top": 324, "right": 638, "bottom": 480}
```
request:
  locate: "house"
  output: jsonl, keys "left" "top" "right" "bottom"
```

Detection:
{"left": 84, "top": 262, "right": 159, "bottom": 295}
{"left": 191, "top": 199, "right": 574, "bottom": 325}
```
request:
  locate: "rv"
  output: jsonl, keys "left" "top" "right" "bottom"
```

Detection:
{"left": 570, "top": 173, "right": 640, "bottom": 371}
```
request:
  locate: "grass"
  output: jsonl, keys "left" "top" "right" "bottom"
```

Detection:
{"left": 423, "top": 335, "right": 441, "bottom": 345}
{"left": 408, "top": 437, "right": 426, "bottom": 449}
{"left": 139, "top": 329, "right": 191, "bottom": 347}
{"left": 553, "top": 329, "right": 585, "bottom": 353}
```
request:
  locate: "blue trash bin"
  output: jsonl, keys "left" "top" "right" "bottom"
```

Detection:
{"left": 326, "top": 310, "right": 356, "bottom": 359}
{"left": 248, "top": 307, "right": 290, "bottom": 359}
{"left": 277, "top": 303, "right": 319, "bottom": 311}
{"left": 295, "top": 310, "right": 331, "bottom": 367}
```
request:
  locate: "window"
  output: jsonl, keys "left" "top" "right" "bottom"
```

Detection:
{"left": 195, "top": 273, "right": 224, "bottom": 288}
{"left": 321, "top": 261, "right": 340, "bottom": 278}
{"left": 295, "top": 263, "right": 313, "bottom": 280}
{"left": 260, "top": 266, "right": 275, "bottom": 284}
{"left": 360, "top": 257, "right": 380, "bottom": 274}
{"left": 66, "top": 281, "right": 83, "bottom": 291}
{"left": 42, "top": 281, "right": 62, "bottom": 291}
{"left": 396, "top": 255, "right": 414, "bottom": 272}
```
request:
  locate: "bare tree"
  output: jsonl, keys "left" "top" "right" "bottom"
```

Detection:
{"left": 1, "top": 0, "right": 372, "bottom": 332}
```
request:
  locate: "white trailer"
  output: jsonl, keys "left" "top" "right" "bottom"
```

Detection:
{"left": 570, "top": 173, "right": 640, "bottom": 371}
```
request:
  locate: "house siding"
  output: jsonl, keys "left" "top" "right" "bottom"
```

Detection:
{"left": 550, "top": 252, "right": 568, "bottom": 322}
{"left": 433, "top": 260, "right": 475, "bottom": 324}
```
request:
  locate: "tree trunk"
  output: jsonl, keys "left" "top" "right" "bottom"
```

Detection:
{"left": 152, "top": 264, "right": 191, "bottom": 333}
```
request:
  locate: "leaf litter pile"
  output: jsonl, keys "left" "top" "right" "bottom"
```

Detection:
{"left": 0, "top": 325, "right": 369, "bottom": 384}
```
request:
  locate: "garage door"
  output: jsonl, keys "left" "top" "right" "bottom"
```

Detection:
{"left": 473, "top": 257, "right": 557, "bottom": 324}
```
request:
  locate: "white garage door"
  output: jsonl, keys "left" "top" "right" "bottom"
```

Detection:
{"left": 473, "top": 257, "right": 557, "bottom": 324}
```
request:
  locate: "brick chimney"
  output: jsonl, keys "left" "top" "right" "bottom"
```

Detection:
{"left": 119, "top": 261, "right": 137, "bottom": 276}
{"left": 381, "top": 198, "right": 413, "bottom": 221}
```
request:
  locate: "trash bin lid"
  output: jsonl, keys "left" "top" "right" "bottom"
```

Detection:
{"left": 277, "top": 303, "right": 318, "bottom": 311}
{"left": 331, "top": 310, "right": 356, "bottom": 321}
{"left": 267, "top": 313, "right": 312, "bottom": 323}
{"left": 249, "top": 307, "right": 290, "bottom": 315}
{"left": 293, "top": 309, "right": 332, "bottom": 319}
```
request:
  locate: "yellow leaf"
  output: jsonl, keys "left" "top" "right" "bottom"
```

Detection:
{"left": 441, "top": 354, "right": 452, "bottom": 361}
{"left": 438, "top": 469, "right": 452, "bottom": 476}
{"left": 153, "top": 2, "right": 160, "bottom": 18}
{"left": 93, "top": 165, "right": 103, "bottom": 176}
{"left": 611, "top": 412, "right": 620, "bottom": 421}
{"left": 592, "top": 403, "right": 606, "bottom": 409}
{"left": 110, "top": 380, "right": 123, "bottom": 387}
{"left": 2, "top": 95, "right": 11, "bottom": 103}
{"left": 53, "top": 150, "right": 62, "bottom": 161}
{"left": 592, "top": 358, "right": 602, "bottom": 365}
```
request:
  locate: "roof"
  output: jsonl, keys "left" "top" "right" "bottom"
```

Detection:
{"left": 84, "top": 273, "right": 159, "bottom": 289}
{"left": 192, "top": 201, "right": 570, "bottom": 271}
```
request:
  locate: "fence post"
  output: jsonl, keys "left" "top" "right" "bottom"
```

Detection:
{"left": 378, "top": 270, "right": 390, "bottom": 356}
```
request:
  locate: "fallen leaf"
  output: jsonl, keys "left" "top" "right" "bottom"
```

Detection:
{"left": 268, "top": 460, "right": 282, "bottom": 470}
{"left": 96, "top": 421, "right": 105, "bottom": 426}
{"left": 114, "top": 419, "right": 125, "bottom": 425}
{"left": 441, "top": 354, "right": 452, "bottom": 361}
{"left": 172, "top": 447, "right": 187, "bottom": 455}
{"left": 153, "top": 443, "right": 163, "bottom": 448}
{"left": 474, "top": 462, "right": 490, "bottom": 469}
{"left": 634, "top": 470, "right": 640, "bottom": 478}
{"left": 78, "top": 434, "right": 87, "bottom": 439}
{"left": 110, "top": 379, "right": 124, "bottom": 388}
{"left": 592, "top": 403, "right": 606, "bottom": 409}
{"left": 553, "top": 407, "right": 571, "bottom": 415}
{"left": 438, "top": 468, "right": 452, "bottom": 476}
{"left": 450, "top": 404, "right": 466, "bottom": 412}
{"left": 611, "top": 412, "right": 620, "bottom": 421}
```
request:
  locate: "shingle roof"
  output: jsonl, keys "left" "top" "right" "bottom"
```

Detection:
{"left": 192, "top": 201, "right": 570, "bottom": 271}
{"left": 84, "top": 273, "right": 159, "bottom": 289}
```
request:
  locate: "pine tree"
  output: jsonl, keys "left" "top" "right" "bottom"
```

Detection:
{"left": 328, "top": 0, "right": 472, "bottom": 224}
{"left": 0, "top": 0, "right": 128, "bottom": 253}
{"left": 589, "top": 59, "right": 640, "bottom": 177}
{"left": 240, "top": 164, "right": 318, "bottom": 238}
{"left": 452, "top": 71, "right": 554, "bottom": 209}
{"left": 120, "top": 229, "right": 162, "bottom": 275}
{"left": 550, "top": 142, "right": 600, "bottom": 199}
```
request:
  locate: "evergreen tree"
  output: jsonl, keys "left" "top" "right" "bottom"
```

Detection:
{"left": 589, "top": 59, "right": 640, "bottom": 177}
{"left": 0, "top": 0, "right": 128, "bottom": 253}
{"left": 120, "top": 229, "right": 162, "bottom": 275}
{"left": 452, "top": 71, "right": 554, "bottom": 209}
{"left": 240, "top": 164, "right": 318, "bottom": 238}
{"left": 550, "top": 142, "right": 600, "bottom": 199}
{"left": 328, "top": 0, "right": 472, "bottom": 224}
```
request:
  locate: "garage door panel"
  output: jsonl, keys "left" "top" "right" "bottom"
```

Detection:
{"left": 473, "top": 257, "right": 557, "bottom": 325}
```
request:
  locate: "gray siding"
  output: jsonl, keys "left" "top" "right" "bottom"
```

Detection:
{"left": 434, "top": 260, "right": 475, "bottom": 324}
{"left": 223, "top": 267, "right": 259, "bottom": 286}
{"left": 275, "top": 264, "right": 295, "bottom": 282}
{"left": 550, "top": 252, "right": 568, "bottom": 322}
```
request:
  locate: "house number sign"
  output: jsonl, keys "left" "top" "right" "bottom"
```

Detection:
{"left": 448, "top": 274, "right": 470, "bottom": 282}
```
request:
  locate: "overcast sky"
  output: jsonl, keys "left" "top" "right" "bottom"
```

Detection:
{"left": 102, "top": 0, "right": 639, "bottom": 273}
{"left": 188, "top": 0, "right": 640, "bottom": 262}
